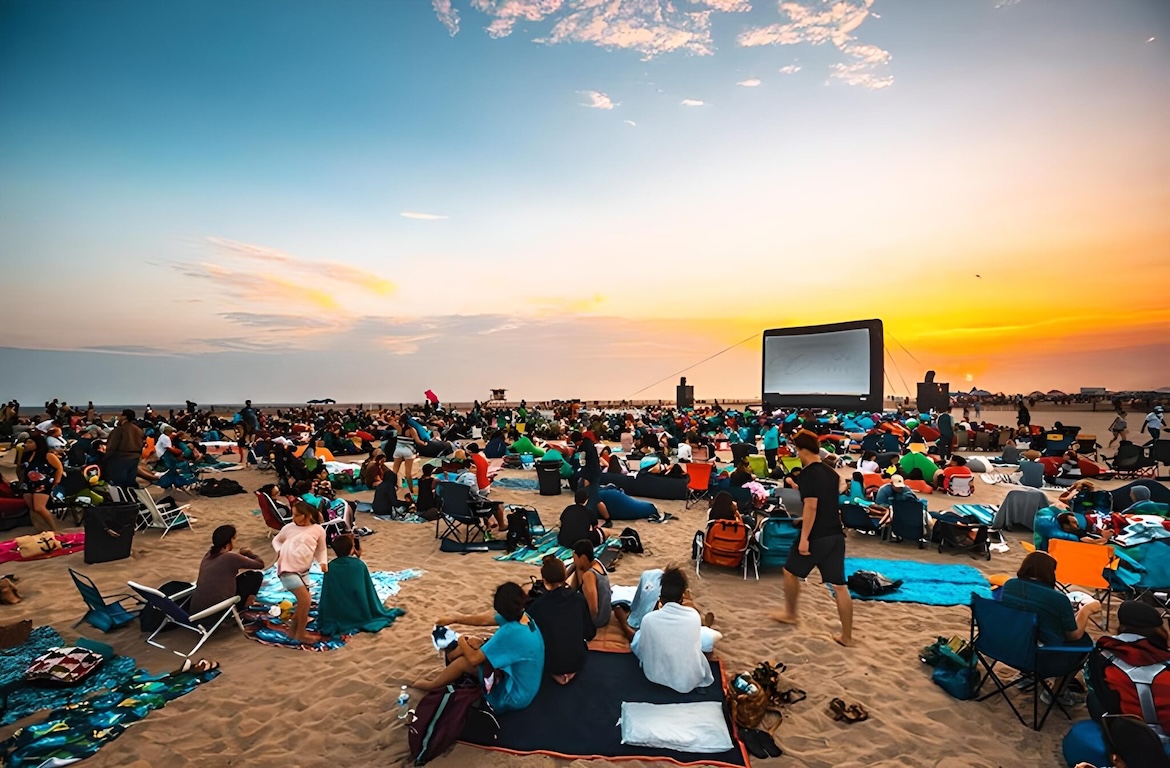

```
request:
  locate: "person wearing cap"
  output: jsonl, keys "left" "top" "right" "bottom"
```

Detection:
{"left": 1086, "top": 600, "right": 1170, "bottom": 740}
{"left": 1144, "top": 406, "right": 1166, "bottom": 445}
{"left": 154, "top": 424, "right": 182, "bottom": 460}
{"left": 874, "top": 474, "right": 918, "bottom": 508}
{"left": 104, "top": 409, "right": 145, "bottom": 487}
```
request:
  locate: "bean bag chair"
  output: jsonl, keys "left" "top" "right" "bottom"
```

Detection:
{"left": 597, "top": 472, "right": 688, "bottom": 501}
{"left": 966, "top": 456, "right": 991, "bottom": 473}
{"left": 599, "top": 487, "right": 658, "bottom": 521}
{"left": 1038, "top": 456, "right": 1103, "bottom": 478}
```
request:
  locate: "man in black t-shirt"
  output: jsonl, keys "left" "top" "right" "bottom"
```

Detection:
{"left": 771, "top": 432, "right": 854, "bottom": 647}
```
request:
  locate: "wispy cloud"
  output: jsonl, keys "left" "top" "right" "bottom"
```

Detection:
{"left": 579, "top": 90, "right": 615, "bottom": 109}
{"left": 778, "top": 64, "right": 802, "bottom": 74}
{"left": 697, "top": 0, "right": 751, "bottom": 10}
{"left": 205, "top": 237, "right": 397, "bottom": 295}
{"left": 399, "top": 211, "right": 449, "bottom": 220}
{"left": 219, "top": 313, "right": 334, "bottom": 330}
{"left": 737, "top": 78, "right": 761, "bottom": 87}
{"left": 681, "top": 98, "right": 705, "bottom": 106}
{"left": 433, "top": 0, "right": 460, "bottom": 35}
{"left": 83, "top": 345, "right": 175, "bottom": 357}
{"left": 623, "top": 119, "right": 637, "bottom": 127}
{"left": 737, "top": 0, "right": 892, "bottom": 89}
{"left": 994, "top": 0, "right": 1022, "bottom": 8}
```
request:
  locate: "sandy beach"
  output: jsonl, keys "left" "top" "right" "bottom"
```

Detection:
{"left": 0, "top": 409, "right": 1159, "bottom": 768}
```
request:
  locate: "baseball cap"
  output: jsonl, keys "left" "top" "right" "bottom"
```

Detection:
{"left": 1118, "top": 600, "right": 1163, "bottom": 632}
{"left": 890, "top": 475, "right": 907, "bottom": 489}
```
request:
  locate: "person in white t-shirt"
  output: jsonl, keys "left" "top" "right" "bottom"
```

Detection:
{"left": 623, "top": 567, "right": 716, "bottom": 693}
{"left": 676, "top": 441, "right": 693, "bottom": 462}
{"left": 1144, "top": 406, "right": 1166, "bottom": 444}
{"left": 155, "top": 425, "right": 178, "bottom": 459}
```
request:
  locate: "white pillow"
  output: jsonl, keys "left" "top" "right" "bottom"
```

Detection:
{"left": 620, "top": 701, "right": 733, "bottom": 753}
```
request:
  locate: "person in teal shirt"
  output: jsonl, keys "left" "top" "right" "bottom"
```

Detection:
{"left": 414, "top": 583, "right": 545, "bottom": 713}
{"left": 1033, "top": 506, "right": 1113, "bottom": 551}
{"left": 762, "top": 423, "right": 781, "bottom": 472}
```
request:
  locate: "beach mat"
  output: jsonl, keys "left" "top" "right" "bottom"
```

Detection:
{"left": 842, "top": 557, "right": 992, "bottom": 605}
{"left": 587, "top": 620, "right": 632, "bottom": 653}
{"left": 440, "top": 538, "right": 508, "bottom": 553}
{"left": 462, "top": 652, "right": 748, "bottom": 768}
{"left": 494, "top": 529, "right": 612, "bottom": 565}
{"left": 492, "top": 477, "right": 540, "bottom": 491}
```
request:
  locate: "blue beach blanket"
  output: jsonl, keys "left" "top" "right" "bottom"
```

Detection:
{"left": 952, "top": 504, "right": 997, "bottom": 526}
{"left": 841, "top": 557, "right": 992, "bottom": 605}
{"left": 495, "top": 530, "right": 611, "bottom": 566}
{"left": 493, "top": 477, "right": 540, "bottom": 491}
{"left": 253, "top": 564, "right": 422, "bottom": 606}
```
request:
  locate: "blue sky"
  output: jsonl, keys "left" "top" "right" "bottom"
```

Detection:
{"left": 1, "top": 0, "right": 1167, "bottom": 404}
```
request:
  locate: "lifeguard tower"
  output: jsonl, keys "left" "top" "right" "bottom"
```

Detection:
{"left": 487, "top": 388, "right": 507, "bottom": 408}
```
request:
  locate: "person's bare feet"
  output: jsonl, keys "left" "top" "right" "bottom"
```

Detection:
{"left": 833, "top": 634, "right": 854, "bottom": 647}
{"left": 770, "top": 611, "right": 797, "bottom": 625}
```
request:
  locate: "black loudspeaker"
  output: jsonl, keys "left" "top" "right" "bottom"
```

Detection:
{"left": 917, "top": 370, "right": 950, "bottom": 413}
{"left": 676, "top": 377, "right": 694, "bottom": 409}
{"left": 84, "top": 503, "right": 138, "bottom": 564}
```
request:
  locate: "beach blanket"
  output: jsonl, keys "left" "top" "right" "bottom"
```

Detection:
{"left": 492, "top": 477, "right": 540, "bottom": 491}
{"left": 241, "top": 564, "right": 420, "bottom": 651}
{"left": 841, "top": 557, "right": 992, "bottom": 605}
{"left": 462, "top": 652, "right": 747, "bottom": 768}
{"left": 494, "top": 529, "right": 611, "bottom": 566}
{"left": 316, "top": 556, "right": 406, "bottom": 635}
{"left": 0, "top": 626, "right": 138, "bottom": 727}
{"left": 979, "top": 473, "right": 1067, "bottom": 494}
{"left": 951, "top": 504, "right": 997, "bottom": 526}
{"left": 0, "top": 532, "right": 86, "bottom": 564}
{"left": 0, "top": 665, "right": 218, "bottom": 768}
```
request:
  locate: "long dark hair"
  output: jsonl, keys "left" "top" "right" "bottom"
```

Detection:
{"left": 709, "top": 491, "right": 736, "bottom": 520}
{"left": 209, "top": 525, "right": 236, "bottom": 558}
{"left": 24, "top": 432, "right": 50, "bottom": 465}
{"left": 1017, "top": 551, "right": 1058, "bottom": 588}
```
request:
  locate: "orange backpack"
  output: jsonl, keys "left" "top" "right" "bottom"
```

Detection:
{"left": 702, "top": 520, "right": 749, "bottom": 568}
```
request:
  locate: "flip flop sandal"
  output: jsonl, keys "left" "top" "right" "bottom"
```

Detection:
{"left": 829, "top": 698, "right": 848, "bottom": 721}
{"left": 739, "top": 728, "right": 769, "bottom": 759}
{"left": 776, "top": 688, "right": 806, "bottom": 705}
{"left": 757, "top": 729, "right": 782, "bottom": 758}
{"left": 844, "top": 703, "right": 869, "bottom": 723}
{"left": 180, "top": 658, "right": 220, "bottom": 673}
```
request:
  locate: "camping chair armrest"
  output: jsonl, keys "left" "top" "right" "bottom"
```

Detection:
{"left": 187, "top": 595, "right": 240, "bottom": 622}
{"left": 169, "top": 584, "right": 198, "bottom": 600}
{"left": 1037, "top": 645, "right": 1093, "bottom": 656}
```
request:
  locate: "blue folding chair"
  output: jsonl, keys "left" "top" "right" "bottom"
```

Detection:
{"left": 970, "top": 594, "right": 1091, "bottom": 730}
{"left": 69, "top": 568, "right": 141, "bottom": 632}
{"left": 841, "top": 503, "right": 882, "bottom": 536}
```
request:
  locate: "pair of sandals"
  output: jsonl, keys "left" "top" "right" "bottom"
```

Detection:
{"left": 739, "top": 727, "right": 782, "bottom": 759}
{"left": 177, "top": 658, "right": 220, "bottom": 674}
{"left": 829, "top": 697, "right": 869, "bottom": 724}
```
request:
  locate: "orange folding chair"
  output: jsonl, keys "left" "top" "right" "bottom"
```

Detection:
{"left": 1048, "top": 539, "right": 1115, "bottom": 630}
{"left": 684, "top": 462, "right": 713, "bottom": 509}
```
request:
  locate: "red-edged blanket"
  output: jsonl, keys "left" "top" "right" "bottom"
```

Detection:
{"left": 0, "top": 532, "right": 86, "bottom": 563}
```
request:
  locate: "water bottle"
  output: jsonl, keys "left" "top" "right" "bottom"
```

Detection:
{"left": 732, "top": 674, "right": 759, "bottom": 696}
{"left": 396, "top": 686, "right": 410, "bottom": 719}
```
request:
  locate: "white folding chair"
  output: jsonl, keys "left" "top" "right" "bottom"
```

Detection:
{"left": 128, "top": 581, "right": 242, "bottom": 658}
{"left": 133, "top": 488, "right": 194, "bottom": 537}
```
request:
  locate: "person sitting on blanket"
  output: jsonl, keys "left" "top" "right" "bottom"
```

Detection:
{"left": 190, "top": 524, "right": 264, "bottom": 619}
{"left": 938, "top": 455, "right": 973, "bottom": 492}
{"left": 557, "top": 488, "right": 614, "bottom": 547}
{"left": 1001, "top": 551, "right": 1100, "bottom": 647}
{"left": 414, "top": 465, "right": 439, "bottom": 518}
{"left": 414, "top": 582, "right": 545, "bottom": 713}
{"left": 1086, "top": 600, "right": 1170, "bottom": 740}
{"left": 272, "top": 501, "right": 329, "bottom": 643}
{"left": 858, "top": 451, "right": 880, "bottom": 475}
{"left": 601, "top": 446, "right": 626, "bottom": 475}
{"left": 359, "top": 450, "right": 387, "bottom": 489}
{"left": 615, "top": 567, "right": 717, "bottom": 693}
{"left": 1033, "top": 507, "right": 1113, "bottom": 552}
{"left": 316, "top": 534, "right": 402, "bottom": 636}
{"left": 568, "top": 539, "right": 612, "bottom": 629}
{"left": 527, "top": 555, "right": 596, "bottom": 685}
{"left": 1121, "top": 485, "right": 1170, "bottom": 517}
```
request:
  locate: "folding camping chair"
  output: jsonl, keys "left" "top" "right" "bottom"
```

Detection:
{"left": 127, "top": 581, "right": 243, "bottom": 658}
{"left": 969, "top": 595, "right": 1090, "bottom": 730}
{"left": 435, "top": 482, "right": 496, "bottom": 546}
{"left": 255, "top": 489, "right": 293, "bottom": 537}
{"left": 1100, "top": 715, "right": 1170, "bottom": 768}
{"left": 841, "top": 503, "right": 883, "bottom": 536}
{"left": 1047, "top": 538, "right": 1115, "bottom": 631}
{"left": 884, "top": 498, "right": 929, "bottom": 548}
{"left": 132, "top": 488, "right": 193, "bottom": 537}
{"left": 69, "top": 568, "right": 141, "bottom": 632}
{"left": 929, "top": 512, "right": 991, "bottom": 560}
{"left": 747, "top": 455, "right": 768, "bottom": 479}
{"left": 947, "top": 475, "right": 975, "bottom": 497}
{"left": 695, "top": 519, "right": 756, "bottom": 579}
{"left": 684, "top": 462, "right": 713, "bottom": 509}
{"left": 1109, "top": 442, "right": 1157, "bottom": 479}
{"left": 880, "top": 433, "right": 901, "bottom": 453}
{"left": 1044, "top": 432, "right": 1077, "bottom": 457}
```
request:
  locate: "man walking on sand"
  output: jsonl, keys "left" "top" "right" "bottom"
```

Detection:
{"left": 771, "top": 431, "right": 854, "bottom": 646}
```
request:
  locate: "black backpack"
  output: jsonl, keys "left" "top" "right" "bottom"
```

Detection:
{"left": 619, "top": 527, "right": 643, "bottom": 554}
{"left": 846, "top": 569, "right": 903, "bottom": 597}
{"left": 505, "top": 508, "right": 534, "bottom": 552}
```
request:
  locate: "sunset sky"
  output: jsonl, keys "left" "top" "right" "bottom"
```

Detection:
{"left": 1, "top": 0, "right": 1167, "bottom": 405}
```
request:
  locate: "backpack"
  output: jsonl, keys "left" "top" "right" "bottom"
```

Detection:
{"left": 200, "top": 478, "right": 245, "bottom": 497}
{"left": 618, "top": 527, "right": 642, "bottom": 554}
{"left": 506, "top": 505, "right": 545, "bottom": 537}
{"left": 755, "top": 517, "right": 799, "bottom": 569}
{"left": 408, "top": 676, "right": 492, "bottom": 765}
{"left": 701, "top": 520, "right": 749, "bottom": 568}
{"left": 505, "top": 508, "right": 534, "bottom": 552}
{"left": 846, "top": 569, "right": 903, "bottom": 597}
{"left": 1092, "top": 635, "right": 1170, "bottom": 738}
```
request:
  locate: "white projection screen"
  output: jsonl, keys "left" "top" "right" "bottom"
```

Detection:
{"left": 761, "top": 320, "right": 884, "bottom": 411}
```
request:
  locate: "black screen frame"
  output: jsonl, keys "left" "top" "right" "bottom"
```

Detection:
{"left": 761, "top": 319, "right": 884, "bottom": 411}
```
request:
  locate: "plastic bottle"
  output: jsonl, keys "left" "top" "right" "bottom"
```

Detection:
{"left": 396, "top": 686, "right": 410, "bottom": 718}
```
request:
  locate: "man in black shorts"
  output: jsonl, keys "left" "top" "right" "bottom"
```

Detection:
{"left": 771, "top": 431, "right": 854, "bottom": 646}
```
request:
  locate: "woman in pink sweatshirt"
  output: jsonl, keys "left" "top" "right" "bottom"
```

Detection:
{"left": 272, "top": 501, "right": 328, "bottom": 642}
